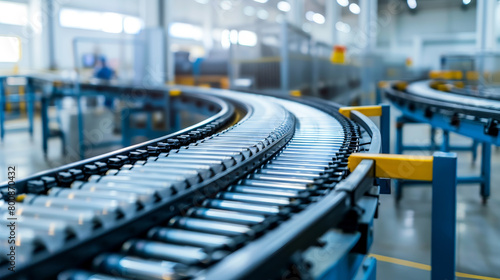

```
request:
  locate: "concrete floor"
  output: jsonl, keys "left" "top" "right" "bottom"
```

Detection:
{"left": 0, "top": 107, "right": 499, "bottom": 279}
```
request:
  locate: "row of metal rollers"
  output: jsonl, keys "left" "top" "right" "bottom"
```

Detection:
{"left": 61, "top": 99, "right": 358, "bottom": 280}
{"left": 0, "top": 94, "right": 288, "bottom": 266}
{"left": 4, "top": 96, "right": 359, "bottom": 280}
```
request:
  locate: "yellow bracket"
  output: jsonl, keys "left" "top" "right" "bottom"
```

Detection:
{"left": 170, "top": 89, "right": 182, "bottom": 97}
{"left": 348, "top": 153, "right": 433, "bottom": 181}
{"left": 339, "top": 105, "right": 382, "bottom": 118}
{"left": 290, "top": 90, "right": 302, "bottom": 97}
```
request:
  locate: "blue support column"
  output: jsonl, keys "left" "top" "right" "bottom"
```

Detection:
{"left": 431, "top": 152, "right": 457, "bottom": 280}
{"left": 41, "top": 96, "right": 49, "bottom": 157}
{"left": 441, "top": 130, "right": 450, "bottom": 152}
{"left": 380, "top": 105, "right": 390, "bottom": 154}
{"left": 0, "top": 78, "right": 4, "bottom": 141}
{"left": 121, "top": 108, "right": 131, "bottom": 147}
{"left": 394, "top": 116, "right": 404, "bottom": 200}
{"left": 379, "top": 104, "right": 391, "bottom": 194}
{"left": 430, "top": 127, "right": 436, "bottom": 150}
{"left": 480, "top": 142, "right": 491, "bottom": 203}
{"left": 471, "top": 140, "right": 479, "bottom": 163}
{"left": 75, "top": 83, "right": 85, "bottom": 159}
{"left": 395, "top": 116, "right": 403, "bottom": 155}
{"left": 26, "top": 79, "right": 35, "bottom": 138}
{"left": 280, "top": 21, "right": 289, "bottom": 93}
{"left": 375, "top": 86, "right": 381, "bottom": 105}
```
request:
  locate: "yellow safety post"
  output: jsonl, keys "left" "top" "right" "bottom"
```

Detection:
{"left": 169, "top": 89, "right": 182, "bottom": 97}
{"left": 466, "top": 71, "right": 479, "bottom": 81}
{"left": 19, "top": 85, "right": 26, "bottom": 114}
{"left": 405, "top": 57, "right": 413, "bottom": 67}
{"left": 394, "top": 81, "right": 407, "bottom": 91}
{"left": 378, "top": 81, "right": 389, "bottom": 89}
{"left": 289, "top": 90, "right": 301, "bottom": 97}
{"left": 330, "top": 45, "right": 346, "bottom": 64}
{"left": 16, "top": 194, "right": 27, "bottom": 202}
{"left": 453, "top": 70, "right": 463, "bottom": 80}
{"left": 437, "top": 84, "right": 452, "bottom": 92}
{"left": 339, "top": 105, "right": 382, "bottom": 119}
{"left": 348, "top": 153, "right": 434, "bottom": 181}
{"left": 429, "top": 70, "right": 442, "bottom": 79}
{"left": 454, "top": 81, "right": 464, "bottom": 88}
{"left": 5, "top": 88, "right": 11, "bottom": 112}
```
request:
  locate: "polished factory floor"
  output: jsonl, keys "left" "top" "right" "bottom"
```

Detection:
{"left": 0, "top": 107, "right": 499, "bottom": 280}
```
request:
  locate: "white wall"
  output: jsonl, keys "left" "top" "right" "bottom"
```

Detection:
{"left": 377, "top": 5, "right": 481, "bottom": 69}
{"left": 53, "top": 0, "right": 140, "bottom": 70}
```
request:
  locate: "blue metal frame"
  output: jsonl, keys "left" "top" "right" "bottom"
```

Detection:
{"left": 0, "top": 76, "right": 36, "bottom": 141}
{"left": 431, "top": 152, "right": 457, "bottom": 280}
{"left": 42, "top": 85, "right": 173, "bottom": 159}
{"left": 378, "top": 104, "right": 391, "bottom": 194}
{"left": 394, "top": 112, "right": 491, "bottom": 202}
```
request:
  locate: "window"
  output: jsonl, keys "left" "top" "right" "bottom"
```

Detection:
{"left": 221, "top": 29, "right": 258, "bottom": 48}
{"left": 124, "top": 16, "right": 142, "bottom": 34}
{"left": 0, "top": 36, "right": 21, "bottom": 63}
{"left": 169, "top": 22, "right": 203, "bottom": 41}
{"left": 238, "top": 30, "right": 257, "bottom": 46}
{"left": 0, "top": 2, "right": 28, "bottom": 26}
{"left": 59, "top": 8, "right": 142, "bottom": 34}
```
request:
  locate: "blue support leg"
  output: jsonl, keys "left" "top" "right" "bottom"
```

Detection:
{"left": 441, "top": 130, "right": 450, "bottom": 152}
{"left": 378, "top": 105, "right": 391, "bottom": 194}
{"left": 381, "top": 105, "right": 390, "bottom": 154}
{"left": 471, "top": 140, "right": 478, "bottom": 163}
{"left": 27, "top": 79, "right": 35, "bottom": 139}
{"left": 0, "top": 78, "right": 4, "bottom": 141}
{"left": 121, "top": 108, "right": 131, "bottom": 147}
{"left": 41, "top": 97, "right": 49, "bottom": 157}
{"left": 431, "top": 152, "right": 457, "bottom": 280}
{"left": 77, "top": 95, "right": 85, "bottom": 159}
{"left": 480, "top": 142, "right": 491, "bottom": 204}
{"left": 394, "top": 117, "right": 404, "bottom": 201}
{"left": 375, "top": 87, "right": 381, "bottom": 105}
{"left": 430, "top": 127, "right": 436, "bottom": 150}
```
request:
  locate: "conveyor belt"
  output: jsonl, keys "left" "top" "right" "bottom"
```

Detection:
{"left": 408, "top": 80, "right": 500, "bottom": 111}
{"left": 0, "top": 83, "right": 380, "bottom": 280}
{"left": 384, "top": 80, "right": 500, "bottom": 144}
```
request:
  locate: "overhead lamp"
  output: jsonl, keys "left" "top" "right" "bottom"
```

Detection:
{"left": 349, "top": 3, "right": 360, "bottom": 14}
{"left": 277, "top": 1, "right": 291, "bottom": 12}
{"left": 337, "top": 0, "right": 349, "bottom": 7}
{"left": 463, "top": 0, "right": 471, "bottom": 4}
{"left": 312, "top": 13, "right": 325, "bottom": 24}
{"left": 254, "top": 0, "right": 268, "bottom": 3}
{"left": 407, "top": 0, "right": 417, "bottom": 9}
{"left": 305, "top": 11, "right": 315, "bottom": 21}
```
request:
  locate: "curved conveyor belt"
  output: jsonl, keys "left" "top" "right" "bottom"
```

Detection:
{"left": 0, "top": 84, "right": 380, "bottom": 280}
{"left": 383, "top": 80, "right": 500, "bottom": 145}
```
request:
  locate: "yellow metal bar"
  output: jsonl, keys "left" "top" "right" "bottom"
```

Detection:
{"left": 169, "top": 89, "right": 182, "bottom": 96}
{"left": 338, "top": 105, "right": 382, "bottom": 118}
{"left": 378, "top": 81, "right": 389, "bottom": 88}
{"left": 348, "top": 153, "right": 434, "bottom": 181}
{"left": 290, "top": 90, "right": 301, "bottom": 97}
{"left": 19, "top": 85, "right": 25, "bottom": 114}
